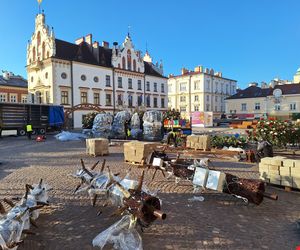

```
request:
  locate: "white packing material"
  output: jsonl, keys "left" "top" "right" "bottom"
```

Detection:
{"left": 55, "top": 131, "right": 87, "bottom": 141}
{"left": 92, "top": 215, "right": 142, "bottom": 250}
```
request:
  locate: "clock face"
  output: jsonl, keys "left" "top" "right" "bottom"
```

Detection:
{"left": 273, "top": 89, "right": 282, "bottom": 98}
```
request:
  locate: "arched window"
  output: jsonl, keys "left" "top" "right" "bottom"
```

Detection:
{"left": 118, "top": 63, "right": 121, "bottom": 68}
{"left": 42, "top": 42, "right": 45, "bottom": 59}
{"left": 122, "top": 57, "right": 126, "bottom": 69}
{"left": 47, "top": 51, "right": 50, "bottom": 58}
{"left": 37, "top": 32, "right": 41, "bottom": 47}
{"left": 138, "top": 67, "right": 140, "bottom": 72}
{"left": 127, "top": 50, "right": 131, "bottom": 70}
{"left": 32, "top": 47, "right": 36, "bottom": 61}
{"left": 133, "top": 59, "right": 136, "bottom": 71}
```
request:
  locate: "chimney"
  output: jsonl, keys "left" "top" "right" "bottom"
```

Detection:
{"left": 210, "top": 68, "right": 214, "bottom": 75}
{"left": 93, "top": 41, "right": 99, "bottom": 49}
{"left": 75, "top": 37, "right": 84, "bottom": 45}
{"left": 181, "top": 68, "right": 188, "bottom": 75}
{"left": 85, "top": 34, "right": 92, "bottom": 45}
{"left": 102, "top": 41, "right": 109, "bottom": 48}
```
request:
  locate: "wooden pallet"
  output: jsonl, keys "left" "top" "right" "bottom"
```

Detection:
{"left": 266, "top": 182, "right": 300, "bottom": 192}
{"left": 124, "top": 160, "right": 146, "bottom": 167}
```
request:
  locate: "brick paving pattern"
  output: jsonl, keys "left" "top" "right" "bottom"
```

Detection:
{"left": 0, "top": 136, "right": 299, "bottom": 249}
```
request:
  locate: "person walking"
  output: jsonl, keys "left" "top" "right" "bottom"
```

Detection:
{"left": 26, "top": 123, "right": 33, "bottom": 140}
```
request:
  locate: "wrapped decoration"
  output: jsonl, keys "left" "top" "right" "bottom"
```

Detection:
{"left": 92, "top": 113, "right": 114, "bottom": 138}
{"left": 112, "top": 111, "right": 131, "bottom": 139}
{"left": 143, "top": 111, "right": 163, "bottom": 141}
{"left": 130, "top": 113, "right": 142, "bottom": 139}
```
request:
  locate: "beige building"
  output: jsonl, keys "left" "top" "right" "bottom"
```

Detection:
{"left": 225, "top": 83, "right": 300, "bottom": 119}
{"left": 168, "top": 66, "right": 237, "bottom": 118}
{"left": 294, "top": 68, "right": 300, "bottom": 83}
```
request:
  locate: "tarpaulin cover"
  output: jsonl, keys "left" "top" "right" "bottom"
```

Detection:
{"left": 49, "top": 106, "right": 64, "bottom": 126}
{"left": 143, "top": 111, "right": 163, "bottom": 141}
{"left": 112, "top": 111, "right": 131, "bottom": 139}
{"left": 92, "top": 113, "right": 114, "bottom": 138}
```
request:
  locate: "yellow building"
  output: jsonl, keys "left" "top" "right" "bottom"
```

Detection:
{"left": 225, "top": 83, "right": 300, "bottom": 119}
{"left": 168, "top": 66, "right": 237, "bottom": 119}
{"left": 294, "top": 68, "right": 300, "bottom": 83}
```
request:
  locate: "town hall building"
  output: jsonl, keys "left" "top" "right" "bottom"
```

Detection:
{"left": 26, "top": 13, "right": 167, "bottom": 128}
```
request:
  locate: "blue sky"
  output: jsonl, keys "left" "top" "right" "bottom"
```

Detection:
{"left": 0, "top": 0, "right": 299, "bottom": 88}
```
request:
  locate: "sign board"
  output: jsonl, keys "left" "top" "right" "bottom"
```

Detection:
{"left": 192, "top": 112, "right": 213, "bottom": 127}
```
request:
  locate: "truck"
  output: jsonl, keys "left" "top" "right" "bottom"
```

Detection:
{"left": 0, "top": 103, "right": 64, "bottom": 136}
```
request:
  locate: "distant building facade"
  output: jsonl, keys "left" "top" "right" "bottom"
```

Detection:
{"left": 225, "top": 83, "right": 300, "bottom": 119}
{"left": 0, "top": 71, "right": 28, "bottom": 103}
{"left": 294, "top": 68, "right": 300, "bottom": 83}
{"left": 26, "top": 13, "right": 167, "bottom": 128}
{"left": 168, "top": 66, "right": 237, "bottom": 118}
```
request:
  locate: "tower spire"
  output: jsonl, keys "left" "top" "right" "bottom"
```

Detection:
{"left": 127, "top": 25, "right": 131, "bottom": 38}
{"left": 37, "top": 0, "right": 43, "bottom": 14}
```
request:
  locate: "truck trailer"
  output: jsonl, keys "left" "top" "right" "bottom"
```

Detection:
{"left": 0, "top": 103, "right": 64, "bottom": 136}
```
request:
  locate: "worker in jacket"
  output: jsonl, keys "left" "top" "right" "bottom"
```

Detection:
{"left": 26, "top": 123, "right": 33, "bottom": 140}
{"left": 167, "top": 129, "right": 177, "bottom": 147}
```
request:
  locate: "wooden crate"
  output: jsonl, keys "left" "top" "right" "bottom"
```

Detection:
{"left": 123, "top": 141, "right": 161, "bottom": 164}
{"left": 86, "top": 138, "right": 109, "bottom": 157}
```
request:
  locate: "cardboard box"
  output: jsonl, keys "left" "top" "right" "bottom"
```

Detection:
{"left": 270, "top": 156, "right": 286, "bottom": 167}
{"left": 86, "top": 138, "right": 109, "bottom": 156}
{"left": 260, "top": 157, "right": 273, "bottom": 165}
{"left": 186, "top": 135, "right": 210, "bottom": 150}
{"left": 268, "top": 165, "right": 280, "bottom": 175}
{"left": 123, "top": 141, "right": 160, "bottom": 163}
{"left": 290, "top": 167, "right": 300, "bottom": 178}
{"left": 293, "top": 177, "right": 300, "bottom": 189}
{"left": 269, "top": 174, "right": 281, "bottom": 185}
{"left": 283, "top": 159, "right": 295, "bottom": 168}
{"left": 294, "top": 160, "right": 300, "bottom": 168}
{"left": 279, "top": 167, "right": 291, "bottom": 176}
{"left": 281, "top": 176, "right": 293, "bottom": 187}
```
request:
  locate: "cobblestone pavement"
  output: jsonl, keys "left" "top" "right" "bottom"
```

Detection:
{"left": 0, "top": 136, "right": 299, "bottom": 250}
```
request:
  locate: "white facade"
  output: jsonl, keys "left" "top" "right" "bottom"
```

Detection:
{"left": 168, "top": 66, "right": 237, "bottom": 118}
{"left": 27, "top": 14, "right": 167, "bottom": 128}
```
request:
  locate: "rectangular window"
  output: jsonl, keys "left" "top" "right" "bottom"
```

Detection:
{"left": 94, "top": 93, "right": 100, "bottom": 105}
{"left": 0, "top": 93, "right": 7, "bottom": 102}
{"left": 106, "top": 75, "right": 111, "bottom": 87}
{"left": 118, "top": 77, "right": 122, "bottom": 88}
{"left": 206, "top": 95, "right": 209, "bottom": 101}
{"left": 215, "top": 96, "right": 218, "bottom": 102}
{"left": 154, "top": 97, "right": 158, "bottom": 107}
{"left": 128, "top": 78, "right": 133, "bottom": 89}
{"left": 146, "top": 81, "right": 150, "bottom": 91}
{"left": 180, "top": 83, "right": 187, "bottom": 91}
{"left": 180, "top": 107, "right": 186, "bottom": 112}
{"left": 146, "top": 95, "right": 151, "bottom": 107}
{"left": 206, "top": 104, "right": 210, "bottom": 111}
{"left": 105, "top": 93, "right": 111, "bottom": 106}
{"left": 194, "top": 105, "right": 199, "bottom": 111}
{"left": 275, "top": 104, "right": 280, "bottom": 111}
{"left": 10, "top": 94, "right": 17, "bottom": 103}
{"left": 21, "top": 95, "right": 27, "bottom": 103}
{"left": 138, "top": 80, "right": 142, "bottom": 90}
{"left": 290, "top": 103, "right": 296, "bottom": 111}
{"left": 255, "top": 103, "right": 260, "bottom": 110}
{"left": 241, "top": 103, "right": 247, "bottom": 111}
{"left": 117, "top": 94, "right": 123, "bottom": 106}
{"left": 161, "top": 83, "right": 164, "bottom": 93}
{"left": 168, "top": 84, "right": 172, "bottom": 93}
{"left": 128, "top": 95, "right": 133, "bottom": 107}
{"left": 226, "top": 85, "right": 229, "bottom": 95}
{"left": 61, "top": 91, "right": 69, "bottom": 104}
{"left": 138, "top": 95, "right": 143, "bottom": 106}
{"left": 215, "top": 106, "right": 218, "bottom": 112}
{"left": 195, "top": 95, "right": 199, "bottom": 101}
{"left": 154, "top": 82, "right": 157, "bottom": 92}
{"left": 194, "top": 81, "right": 200, "bottom": 90}
{"left": 206, "top": 80, "right": 210, "bottom": 91}
{"left": 161, "top": 98, "right": 165, "bottom": 108}
{"left": 180, "top": 96, "right": 186, "bottom": 102}
{"left": 80, "top": 92, "right": 88, "bottom": 104}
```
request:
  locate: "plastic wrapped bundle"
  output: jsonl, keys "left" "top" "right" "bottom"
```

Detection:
{"left": 130, "top": 113, "right": 142, "bottom": 139}
{"left": 143, "top": 111, "right": 163, "bottom": 141}
{"left": 92, "top": 113, "right": 113, "bottom": 138}
{"left": 92, "top": 215, "right": 142, "bottom": 250}
{"left": 112, "top": 111, "right": 131, "bottom": 139}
